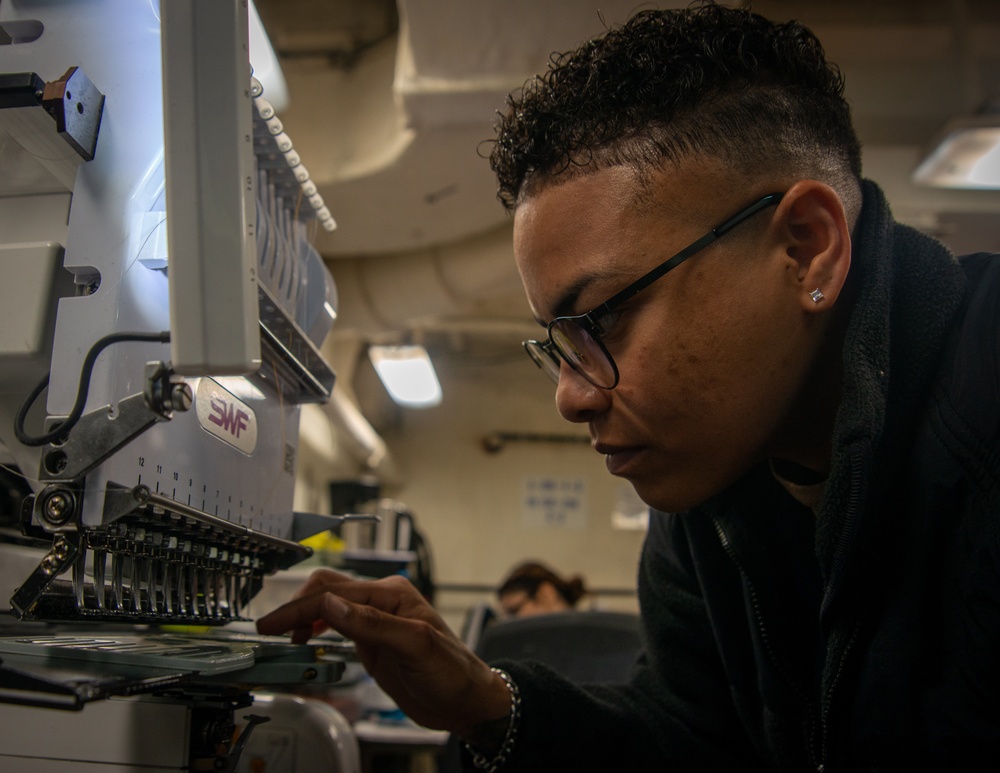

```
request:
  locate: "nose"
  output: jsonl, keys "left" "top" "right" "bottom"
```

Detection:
{"left": 554, "top": 362, "right": 611, "bottom": 423}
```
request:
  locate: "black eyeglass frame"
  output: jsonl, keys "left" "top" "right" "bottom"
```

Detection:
{"left": 524, "top": 192, "right": 784, "bottom": 389}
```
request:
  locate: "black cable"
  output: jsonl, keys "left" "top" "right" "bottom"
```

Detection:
{"left": 13, "top": 330, "right": 170, "bottom": 447}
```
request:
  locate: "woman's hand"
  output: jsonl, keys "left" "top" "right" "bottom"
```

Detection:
{"left": 255, "top": 568, "right": 510, "bottom": 737}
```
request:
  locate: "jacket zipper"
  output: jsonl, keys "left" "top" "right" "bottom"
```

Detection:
{"left": 817, "top": 619, "right": 861, "bottom": 770}
{"left": 712, "top": 517, "right": 822, "bottom": 771}
{"left": 815, "top": 443, "right": 867, "bottom": 770}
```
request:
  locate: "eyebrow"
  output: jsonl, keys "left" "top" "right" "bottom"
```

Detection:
{"left": 536, "top": 266, "right": 631, "bottom": 326}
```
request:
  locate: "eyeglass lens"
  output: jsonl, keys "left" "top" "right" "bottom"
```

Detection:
{"left": 549, "top": 320, "right": 616, "bottom": 388}
{"left": 524, "top": 340, "right": 561, "bottom": 382}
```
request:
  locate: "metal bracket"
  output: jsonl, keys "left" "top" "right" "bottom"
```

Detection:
{"left": 38, "top": 363, "right": 191, "bottom": 484}
{"left": 9, "top": 532, "right": 80, "bottom": 619}
{"left": 213, "top": 714, "right": 272, "bottom": 773}
{"left": 0, "top": 68, "right": 104, "bottom": 162}
{"left": 40, "top": 66, "right": 105, "bottom": 161}
{"left": 38, "top": 392, "right": 165, "bottom": 482}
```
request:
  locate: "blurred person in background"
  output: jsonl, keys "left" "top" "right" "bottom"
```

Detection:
{"left": 496, "top": 561, "right": 589, "bottom": 618}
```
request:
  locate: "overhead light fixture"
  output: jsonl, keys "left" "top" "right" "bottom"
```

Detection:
{"left": 369, "top": 344, "right": 442, "bottom": 408}
{"left": 913, "top": 101, "right": 1000, "bottom": 189}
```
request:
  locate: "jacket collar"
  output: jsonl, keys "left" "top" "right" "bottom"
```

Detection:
{"left": 815, "top": 178, "right": 967, "bottom": 597}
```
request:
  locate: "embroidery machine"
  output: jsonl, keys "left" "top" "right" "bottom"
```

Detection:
{"left": 0, "top": 1, "right": 360, "bottom": 769}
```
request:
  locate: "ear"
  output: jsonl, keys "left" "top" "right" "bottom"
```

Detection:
{"left": 772, "top": 180, "right": 852, "bottom": 313}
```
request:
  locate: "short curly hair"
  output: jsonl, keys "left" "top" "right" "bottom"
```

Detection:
{"left": 489, "top": 2, "right": 862, "bottom": 216}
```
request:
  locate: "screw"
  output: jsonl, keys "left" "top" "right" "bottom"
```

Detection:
{"left": 170, "top": 382, "right": 193, "bottom": 412}
{"left": 42, "top": 491, "right": 74, "bottom": 524}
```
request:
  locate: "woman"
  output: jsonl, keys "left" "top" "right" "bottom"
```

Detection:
{"left": 495, "top": 562, "right": 588, "bottom": 618}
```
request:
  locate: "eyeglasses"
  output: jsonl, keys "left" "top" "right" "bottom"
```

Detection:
{"left": 523, "top": 192, "right": 784, "bottom": 389}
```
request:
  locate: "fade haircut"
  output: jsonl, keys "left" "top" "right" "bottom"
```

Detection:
{"left": 489, "top": 2, "right": 863, "bottom": 221}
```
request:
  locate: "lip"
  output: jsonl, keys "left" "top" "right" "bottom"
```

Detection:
{"left": 594, "top": 442, "right": 644, "bottom": 476}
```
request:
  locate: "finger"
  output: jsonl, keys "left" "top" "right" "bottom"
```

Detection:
{"left": 291, "top": 568, "right": 354, "bottom": 600}
{"left": 289, "top": 624, "right": 313, "bottom": 645}
{"left": 257, "top": 591, "right": 440, "bottom": 657}
{"left": 257, "top": 592, "right": 374, "bottom": 639}
{"left": 286, "top": 618, "right": 333, "bottom": 645}
{"left": 257, "top": 593, "right": 326, "bottom": 636}
{"left": 296, "top": 574, "right": 436, "bottom": 623}
{"left": 289, "top": 570, "right": 416, "bottom": 616}
{"left": 331, "top": 574, "right": 440, "bottom": 621}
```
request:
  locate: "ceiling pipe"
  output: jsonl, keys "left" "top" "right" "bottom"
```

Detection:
{"left": 326, "top": 219, "right": 523, "bottom": 336}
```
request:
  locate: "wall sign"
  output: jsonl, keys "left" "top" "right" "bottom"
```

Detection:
{"left": 521, "top": 476, "right": 588, "bottom": 529}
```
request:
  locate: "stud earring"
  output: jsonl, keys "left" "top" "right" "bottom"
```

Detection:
{"left": 809, "top": 288, "right": 825, "bottom": 304}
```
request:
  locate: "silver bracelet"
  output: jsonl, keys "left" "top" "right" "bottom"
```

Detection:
{"left": 466, "top": 667, "right": 522, "bottom": 772}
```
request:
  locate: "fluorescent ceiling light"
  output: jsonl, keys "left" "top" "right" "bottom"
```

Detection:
{"left": 913, "top": 116, "right": 1000, "bottom": 189}
{"left": 369, "top": 345, "right": 442, "bottom": 408}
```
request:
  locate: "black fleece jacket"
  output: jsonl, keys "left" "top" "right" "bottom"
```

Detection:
{"left": 485, "top": 180, "right": 1000, "bottom": 772}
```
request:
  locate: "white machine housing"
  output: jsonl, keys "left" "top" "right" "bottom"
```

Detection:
{"left": 0, "top": 2, "right": 357, "bottom": 770}
{"left": 0, "top": 0, "right": 339, "bottom": 627}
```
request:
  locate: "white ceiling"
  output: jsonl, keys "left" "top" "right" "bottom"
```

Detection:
{"left": 254, "top": 0, "right": 1000, "bottom": 338}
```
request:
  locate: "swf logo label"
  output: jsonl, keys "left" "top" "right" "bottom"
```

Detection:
{"left": 209, "top": 397, "right": 249, "bottom": 438}
{"left": 196, "top": 379, "right": 258, "bottom": 455}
